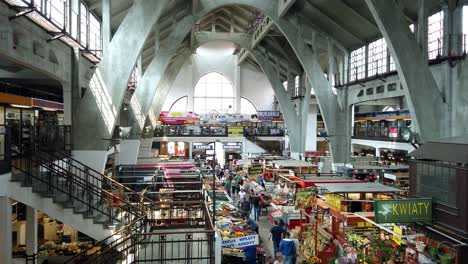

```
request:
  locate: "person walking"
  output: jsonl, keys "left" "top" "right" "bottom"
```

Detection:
{"left": 270, "top": 220, "right": 284, "bottom": 258}
{"left": 224, "top": 178, "right": 232, "bottom": 197}
{"left": 240, "top": 197, "right": 251, "bottom": 217}
{"left": 278, "top": 232, "right": 296, "bottom": 264}
{"left": 252, "top": 193, "right": 261, "bottom": 221}
{"left": 231, "top": 177, "right": 238, "bottom": 198}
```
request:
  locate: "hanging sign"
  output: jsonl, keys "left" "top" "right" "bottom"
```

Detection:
{"left": 374, "top": 198, "right": 432, "bottom": 223}
{"left": 257, "top": 111, "right": 281, "bottom": 121}
{"left": 223, "top": 143, "right": 242, "bottom": 150}
{"left": 222, "top": 235, "right": 259, "bottom": 248}
{"left": 393, "top": 225, "right": 402, "bottom": 245}
{"left": 193, "top": 145, "right": 213, "bottom": 150}
{"left": 389, "top": 128, "right": 398, "bottom": 138}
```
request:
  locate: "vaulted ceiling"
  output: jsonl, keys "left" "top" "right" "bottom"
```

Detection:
{"left": 81, "top": 0, "right": 446, "bottom": 80}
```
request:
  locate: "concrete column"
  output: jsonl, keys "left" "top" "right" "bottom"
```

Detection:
{"left": 304, "top": 104, "right": 318, "bottom": 151}
{"left": 189, "top": 142, "right": 193, "bottom": 159}
{"left": 73, "top": 0, "right": 170, "bottom": 151}
{"left": 0, "top": 196, "right": 12, "bottom": 264}
{"left": 62, "top": 82, "right": 72, "bottom": 125}
{"left": 235, "top": 65, "right": 241, "bottom": 113}
{"left": 365, "top": 0, "right": 447, "bottom": 142}
{"left": 102, "top": 0, "right": 111, "bottom": 54}
{"left": 375, "top": 148, "right": 381, "bottom": 158}
{"left": 26, "top": 206, "right": 37, "bottom": 256}
{"left": 72, "top": 150, "right": 108, "bottom": 173}
{"left": 417, "top": 0, "right": 429, "bottom": 61}
{"left": 119, "top": 140, "right": 140, "bottom": 165}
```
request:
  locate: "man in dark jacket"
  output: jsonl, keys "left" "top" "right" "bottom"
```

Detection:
{"left": 240, "top": 197, "right": 251, "bottom": 217}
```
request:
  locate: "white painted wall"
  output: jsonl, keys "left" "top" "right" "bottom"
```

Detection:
{"left": 161, "top": 41, "right": 275, "bottom": 113}
{"left": 240, "top": 63, "right": 275, "bottom": 111}
{"left": 117, "top": 139, "right": 140, "bottom": 165}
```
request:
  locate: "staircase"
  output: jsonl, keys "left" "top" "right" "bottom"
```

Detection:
{"left": 244, "top": 137, "right": 267, "bottom": 154}
{"left": 6, "top": 140, "right": 148, "bottom": 240}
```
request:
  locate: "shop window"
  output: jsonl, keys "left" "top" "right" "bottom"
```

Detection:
{"left": 350, "top": 46, "right": 366, "bottom": 81}
{"left": 193, "top": 72, "right": 235, "bottom": 115}
{"left": 428, "top": 11, "right": 444, "bottom": 59}
{"left": 240, "top": 98, "right": 257, "bottom": 115}
{"left": 367, "top": 38, "right": 387, "bottom": 76}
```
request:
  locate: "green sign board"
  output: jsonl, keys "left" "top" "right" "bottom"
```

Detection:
{"left": 374, "top": 198, "right": 432, "bottom": 223}
{"left": 248, "top": 165, "right": 263, "bottom": 175}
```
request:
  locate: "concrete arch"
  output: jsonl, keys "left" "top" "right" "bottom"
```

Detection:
{"left": 194, "top": 1, "right": 351, "bottom": 164}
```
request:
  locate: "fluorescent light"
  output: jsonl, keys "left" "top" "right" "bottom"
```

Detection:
{"left": 10, "top": 104, "right": 32, "bottom": 109}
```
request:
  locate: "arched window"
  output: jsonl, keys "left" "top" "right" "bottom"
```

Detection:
{"left": 169, "top": 96, "right": 188, "bottom": 113}
{"left": 194, "top": 72, "right": 234, "bottom": 115}
{"left": 240, "top": 98, "right": 257, "bottom": 115}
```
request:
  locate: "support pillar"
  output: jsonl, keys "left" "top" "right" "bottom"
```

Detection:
{"left": 26, "top": 206, "right": 37, "bottom": 257}
{"left": 189, "top": 142, "right": 193, "bottom": 159}
{"left": 0, "top": 196, "right": 12, "bottom": 264}
{"left": 416, "top": 0, "right": 429, "bottom": 62}
{"left": 365, "top": 0, "right": 446, "bottom": 142}
{"left": 119, "top": 140, "right": 140, "bottom": 165}
{"left": 102, "top": 0, "right": 111, "bottom": 54}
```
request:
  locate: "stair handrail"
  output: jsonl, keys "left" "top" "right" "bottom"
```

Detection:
{"left": 10, "top": 153, "right": 138, "bottom": 226}
{"left": 64, "top": 214, "right": 147, "bottom": 264}
{"left": 28, "top": 153, "right": 145, "bottom": 218}
{"left": 35, "top": 145, "right": 156, "bottom": 211}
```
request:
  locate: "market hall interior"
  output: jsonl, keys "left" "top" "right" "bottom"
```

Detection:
{"left": 0, "top": 0, "right": 468, "bottom": 263}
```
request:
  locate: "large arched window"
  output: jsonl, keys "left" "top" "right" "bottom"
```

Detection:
{"left": 240, "top": 98, "right": 257, "bottom": 115}
{"left": 194, "top": 72, "right": 234, "bottom": 115}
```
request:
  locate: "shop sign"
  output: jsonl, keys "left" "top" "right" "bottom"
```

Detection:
{"left": 257, "top": 111, "right": 281, "bottom": 121}
{"left": 227, "top": 126, "right": 244, "bottom": 137}
{"left": 248, "top": 165, "right": 263, "bottom": 175}
{"left": 324, "top": 193, "right": 342, "bottom": 209}
{"left": 393, "top": 225, "right": 402, "bottom": 245}
{"left": 223, "top": 144, "right": 242, "bottom": 150}
{"left": 389, "top": 127, "right": 398, "bottom": 138}
{"left": 374, "top": 198, "right": 432, "bottom": 223}
{"left": 193, "top": 145, "right": 213, "bottom": 150}
{"left": 222, "top": 235, "right": 259, "bottom": 248}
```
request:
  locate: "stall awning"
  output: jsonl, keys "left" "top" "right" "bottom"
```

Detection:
{"left": 315, "top": 182, "right": 401, "bottom": 193}
{"left": 409, "top": 135, "right": 468, "bottom": 163}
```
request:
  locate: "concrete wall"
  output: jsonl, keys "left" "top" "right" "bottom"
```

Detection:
{"left": 240, "top": 63, "right": 275, "bottom": 111}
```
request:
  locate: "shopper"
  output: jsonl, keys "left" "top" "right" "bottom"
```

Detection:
{"left": 240, "top": 197, "right": 251, "bottom": 217}
{"left": 290, "top": 233, "right": 300, "bottom": 264}
{"left": 243, "top": 244, "right": 257, "bottom": 264}
{"left": 270, "top": 220, "right": 284, "bottom": 257}
{"left": 244, "top": 215, "right": 259, "bottom": 234}
{"left": 278, "top": 232, "right": 296, "bottom": 264}
{"left": 239, "top": 188, "right": 247, "bottom": 201}
{"left": 224, "top": 178, "right": 232, "bottom": 196}
{"left": 258, "top": 175, "right": 265, "bottom": 188}
{"left": 231, "top": 178, "right": 238, "bottom": 197}
{"left": 278, "top": 219, "right": 287, "bottom": 235}
{"left": 252, "top": 193, "right": 261, "bottom": 221}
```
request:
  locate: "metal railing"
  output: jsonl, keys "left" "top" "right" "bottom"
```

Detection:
{"left": 66, "top": 202, "right": 215, "bottom": 264}
{"left": 153, "top": 124, "right": 285, "bottom": 137}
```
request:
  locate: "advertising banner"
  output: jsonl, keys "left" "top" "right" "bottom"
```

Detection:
{"left": 374, "top": 198, "right": 432, "bottom": 223}
{"left": 389, "top": 127, "right": 398, "bottom": 138}
{"left": 257, "top": 111, "right": 281, "bottom": 121}
{"left": 227, "top": 126, "right": 244, "bottom": 137}
{"left": 193, "top": 144, "right": 213, "bottom": 150}
{"left": 222, "top": 235, "right": 259, "bottom": 248}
